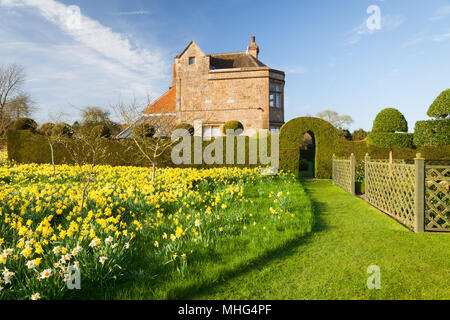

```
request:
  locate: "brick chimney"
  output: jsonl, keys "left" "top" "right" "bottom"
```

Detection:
{"left": 247, "top": 36, "right": 259, "bottom": 59}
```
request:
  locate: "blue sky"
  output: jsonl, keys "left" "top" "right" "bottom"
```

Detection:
{"left": 0, "top": 0, "right": 449, "bottom": 131}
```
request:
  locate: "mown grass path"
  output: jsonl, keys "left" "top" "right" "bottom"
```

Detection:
{"left": 194, "top": 180, "right": 450, "bottom": 300}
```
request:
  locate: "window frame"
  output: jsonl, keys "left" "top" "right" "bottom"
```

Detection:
{"left": 202, "top": 125, "right": 221, "bottom": 140}
{"left": 269, "top": 81, "right": 283, "bottom": 109}
{"left": 189, "top": 57, "right": 196, "bottom": 65}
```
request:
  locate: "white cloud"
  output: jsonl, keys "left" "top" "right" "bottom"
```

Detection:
{"left": 0, "top": 0, "right": 170, "bottom": 123}
{"left": 347, "top": 14, "right": 405, "bottom": 45}
{"left": 430, "top": 4, "right": 450, "bottom": 21}
{"left": 433, "top": 32, "right": 450, "bottom": 42}
{"left": 113, "top": 10, "right": 151, "bottom": 16}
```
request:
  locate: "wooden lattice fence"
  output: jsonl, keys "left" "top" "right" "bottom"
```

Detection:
{"left": 332, "top": 153, "right": 449, "bottom": 233}
{"left": 332, "top": 154, "right": 355, "bottom": 195}
{"left": 365, "top": 160, "right": 416, "bottom": 229}
{"left": 425, "top": 165, "right": 450, "bottom": 232}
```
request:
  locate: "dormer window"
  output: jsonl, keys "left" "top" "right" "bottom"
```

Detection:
{"left": 189, "top": 57, "right": 196, "bottom": 65}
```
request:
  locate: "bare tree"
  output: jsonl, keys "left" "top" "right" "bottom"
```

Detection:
{"left": 316, "top": 110, "right": 353, "bottom": 129}
{"left": 61, "top": 121, "right": 111, "bottom": 216}
{"left": 113, "top": 94, "right": 177, "bottom": 181}
{"left": 0, "top": 64, "right": 28, "bottom": 138}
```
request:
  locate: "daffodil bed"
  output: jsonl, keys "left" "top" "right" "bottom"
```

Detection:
{"left": 0, "top": 152, "right": 313, "bottom": 300}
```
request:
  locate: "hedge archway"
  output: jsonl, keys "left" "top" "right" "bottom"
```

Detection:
{"left": 280, "top": 117, "right": 341, "bottom": 178}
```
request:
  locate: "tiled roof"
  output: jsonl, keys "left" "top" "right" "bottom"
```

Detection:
{"left": 143, "top": 87, "right": 176, "bottom": 115}
{"left": 209, "top": 52, "right": 267, "bottom": 70}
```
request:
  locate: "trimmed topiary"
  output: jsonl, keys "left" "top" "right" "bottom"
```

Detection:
{"left": 428, "top": 89, "right": 450, "bottom": 119}
{"left": 52, "top": 123, "right": 73, "bottom": 138}
{"left": 91, "top": 124, "right": 111, "bottom": 138}
{"left": 414, "top": 119, "right": 450, "bottom": 147}
{"left": 39, "top": 123, "right": 55, "bottom": 136}
{"left": 13, "top": 118, "right": 38, "bottom": 131}
{"left": 133, "top": 122, "right": 155, "bottom": 138}
{"left": 367, "top": 132, "right": 414, "bottom": 149}
{"left": 222, "top": 121, "right": 244, "bottom": 135}
{"left": 174, "top": 123, "right": 194, "bottom": 136}
{"left": 372, "top": 108, "right": 408, "bottom": 133}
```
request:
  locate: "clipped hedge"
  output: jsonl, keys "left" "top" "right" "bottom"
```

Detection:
{"left": 414, "top": 119, "right": 450, "bottom": 147}
{"left": 280, "top": 117, "right": 449, "bottom": 178}
{"left": 280, "top": 117, "right": 339, "bottom": 178}
{"left": 428, "top": 89, "right": 450, "bottom": 118}
{"left": 223, "top": 121, "right": 244, "bottom": 135}
{"left": 372, "top": 108, "right": 408, "bottom": 132}
{"left": 13, "top": 118, "right": 37, "bottom": 131}
{"left": 367, "top": 132, "right": 414, "bottom": 149}
{"left": 174, "top": 123, "right": 194, "bottom": 136}
{"left": 7, "top": 129, "right": 274, "bottom": 169}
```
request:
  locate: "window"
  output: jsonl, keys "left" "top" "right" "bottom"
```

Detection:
{"left": 270, "top": 126, "right": 280, "bottom": 134}
{"left": 203, "top": 125, "right": 220, "bottom": 140}
{"left": 189, "top": 57, "right": 196, "bottom": 65}
{"left": 270, "top": 82, "right": 282, "bottom": 108}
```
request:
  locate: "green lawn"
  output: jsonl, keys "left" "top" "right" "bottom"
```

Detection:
{"left": 193, "top": 180, "right": 450, "bottom": 300}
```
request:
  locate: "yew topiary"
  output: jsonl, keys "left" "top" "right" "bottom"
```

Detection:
{"left": 428, "top": 89, "right": 450, "bottom": 119}
{"left": 222, "top": 121, "right": 244, "bottom": 135}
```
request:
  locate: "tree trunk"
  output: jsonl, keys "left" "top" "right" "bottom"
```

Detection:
{"left": 152, "top": 161, "right": 156, "bottom": 181}
{"left": 49, "top": 142, "right": 55, "bottom": 173}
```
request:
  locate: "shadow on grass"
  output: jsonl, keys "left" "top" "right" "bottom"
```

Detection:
{"left": 75, "top": 179, "right": 330, "bottom": 300}
{"left": 182, "top": 180, "right": 330, "bottom": 300}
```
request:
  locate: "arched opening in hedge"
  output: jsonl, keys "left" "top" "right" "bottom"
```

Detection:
{"left": 279, "top": 117, "right": 340, "bottom": 178}
{"left": 299, "top": 131, "right": 316, "bottom": 178}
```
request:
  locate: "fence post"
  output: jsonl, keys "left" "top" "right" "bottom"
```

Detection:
{"left": 350, "top": 153, "right": 356, "bottom": 195}
{"left": 364, "top": 153, "right": 370, "bottom": 196}
{"left": 414, "top": 153, "right": 425, "bottom": 233}
{"left": 332, "top": 154, "right": 336, "bottom": 184}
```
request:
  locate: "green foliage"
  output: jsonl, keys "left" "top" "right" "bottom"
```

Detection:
{"left": 174, "top": 123, "right": 194, "bottom": 136}
{"left": 414, "top": 119, "right": 450, "bottom": 147}
{"left": 367, "top": 132, "right": 414, "bottom": 149}
{"left": 372, "top": 108, "right": 408, "bottom": 132}
{"left": 13, "top": 118, "right": 37, "bottom": 131}
{"left": 352, "top": 129, "right": 368, "bottom": 141}
{"left": 222, "top": 120, "right": 244, "bottom": 135}
{"left": 337, "top": 128, "right": 352, "bottom": 140}
{"left": 280, "top": 117, "right": 449, "bottom": 179}
{"left": 299, "top": 159, "right": 309, "bottom": 171}
{"left": 134, "top": 123, "right": 156, "bottom": 138}
{"left": 280, "top": 117, "right": 340, "bottom": 178}
{"left": 52, "top": 123, "right": 73, "bottom": 138}
{"left": 39, "top": 123, "right": 54, "bottom": 136}
{"left": 428, "top": 89, "right": 450, "bottom": 119}
{"left": 7, "top": 129, "right": 274, "bottom": 169}
{"left": 91, "top": 124, "right": 111, "bottom": 138}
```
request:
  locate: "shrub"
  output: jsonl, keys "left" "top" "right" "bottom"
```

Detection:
{"left": 337, "top": 128, "right": 352, "bottom": 140}
{"left": 367, "top": 132, "right": 414, "bottom": 149}
{"left": 133, "top": 123, "right": 155, "bottom": 138}
{"left": 39, "top": 123, "right": 54, "bottom": 136}
{"left": 222, "top": 121, "right": 244, "bottom": 135}
{"left": 13, "top": 118, "right": 37, "bottom": 131}
{"left": 91, "top": 124, "right": 111, "bottom": 138}
{"left": 428, "top": 89, "right": 450, "bottom": 119}
{"left": 174, "top": 123, "right": 194, "bottom": 136}
{"left": 414, "top": 119, "right": 450, "bottom": 147}
{"left": 52, "top": 123, "right": 73, "bottom": 138}
{"left": 352, "top": 129, "right": 368, "bottom": 141}
{"left": 372, "top": 108, "right": 408, "bottom": 132}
